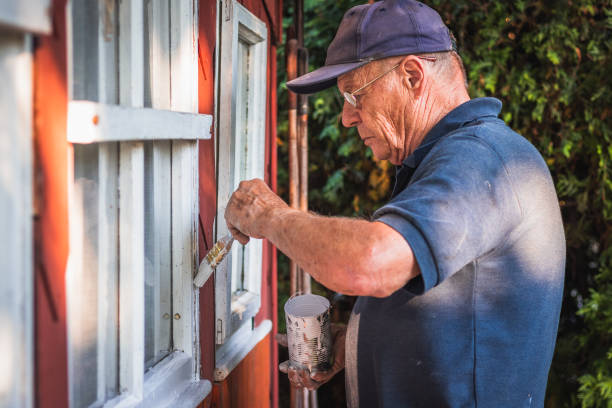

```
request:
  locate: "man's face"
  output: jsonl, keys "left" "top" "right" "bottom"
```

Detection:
{"left": 337, "top": 60, "right": 411, "bottom": 165}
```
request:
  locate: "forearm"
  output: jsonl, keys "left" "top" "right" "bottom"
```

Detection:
{"left": 263, "top": 208, "right": 418, "bottom": 297}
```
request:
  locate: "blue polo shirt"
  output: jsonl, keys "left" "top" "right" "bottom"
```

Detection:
{"left": 345, "top": 98, "right": 565, "bottom": 407}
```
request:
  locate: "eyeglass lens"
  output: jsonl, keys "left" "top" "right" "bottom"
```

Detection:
{"left": 343, "top": 91, "right": 357, "bottom": 107}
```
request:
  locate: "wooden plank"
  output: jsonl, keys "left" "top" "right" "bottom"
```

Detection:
{"left": 0, "top": 32, "right": 34, "bottom": 408}
{"left": 170, "top": 0, "right": 198, "bottom": 113}
{"left": 118, "top": 0, "right": 144, "bottom": 399}
{"left": 0, "top": 0, "right": 51, "bottom": 34}
{"left": 96, "top": 1, "right": 120, "bottom": 400}
{"left": 118, "top": 142, "right": 145, "bottom": 400}
{"left": 214, "top": 0, "right": 239, "bottom": 346}
{"left": 67, "top": 101, "right": 213, "bottom": 143}
{"left": 171, "top": 140, "right": 199, "bottom": 357}
{"left": 169, "top": 0, "right": 200, "bottom": 373}
{"left": 33, "top": 0, "right": 70, "bottom": 405}
{"left": 196, "top": 0, "right": 218, "bottom": 390}
{"left": 97, "top": 143, "right": 119, "bottom": 401}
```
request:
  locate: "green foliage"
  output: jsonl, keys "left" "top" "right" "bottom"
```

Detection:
{"left": 277, "top": 0, "right": 612, "bottom": 406}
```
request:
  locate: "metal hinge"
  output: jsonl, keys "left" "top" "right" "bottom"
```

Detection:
{"left": 216, "top": 318, "right": 224, "bottom": 344}
{"left": 223, "top": 0, "right": 232, "bottom": 22}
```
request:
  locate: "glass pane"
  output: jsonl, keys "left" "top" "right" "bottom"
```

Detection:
{"left": 144, "top": 142, "right": 173, "bottom": 370}
{"left": 231, "top": 39, "right": 251, "bottom": 294}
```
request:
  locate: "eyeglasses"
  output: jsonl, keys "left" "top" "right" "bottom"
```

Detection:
{"left": 342, "top": 56, "right": 437, "bottom": 107}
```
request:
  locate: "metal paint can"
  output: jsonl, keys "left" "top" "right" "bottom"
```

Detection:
{"left": 284, "top": 294, "right": 333, "bottom": 372}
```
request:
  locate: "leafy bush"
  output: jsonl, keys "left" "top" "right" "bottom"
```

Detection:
{"left": 277, "top": 0, "right": 612, "bottom": 406}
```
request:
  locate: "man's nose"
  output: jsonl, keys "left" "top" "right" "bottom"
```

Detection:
{"left": 341, "top": 100, "right": 361, "bottom": 128}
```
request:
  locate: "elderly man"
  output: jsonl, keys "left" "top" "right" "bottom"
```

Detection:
{"left": 225, "top": 0, "right": 565, "bottom": 406}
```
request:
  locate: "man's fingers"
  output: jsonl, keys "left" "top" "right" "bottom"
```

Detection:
{"left": 310, "top": 370, "right": 330, "bottom": 383}
{"left": 288, "top": 367, "right": 304, "bottom": 388}
{"left": 279, "top": 360, "right": 289, "bottom": 373}
{"left": 275, "top": 333, "right": 288, "bottom": 347}
{"left": 228, "top": 225, "right": 250, "bottom": 245}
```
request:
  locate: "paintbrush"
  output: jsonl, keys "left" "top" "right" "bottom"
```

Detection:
{"left": 193, "top": 233, "right": 235, "bottom": 287}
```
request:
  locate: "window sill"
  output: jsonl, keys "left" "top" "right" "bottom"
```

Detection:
{"left": 105, "top": 352, "right": 211, "bottom": 408}
{"left": 214, "top": 319, "right": 272, "bottom": 381}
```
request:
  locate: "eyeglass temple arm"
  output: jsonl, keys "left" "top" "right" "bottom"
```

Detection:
{"left": 349, "top": 56, "right": 436, "bottom": 95}
{"left": 350, "top": 62, "right": 401, "bottom": 95}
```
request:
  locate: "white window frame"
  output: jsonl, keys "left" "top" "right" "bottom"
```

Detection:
{"left": 213, "top": 0, "right": 272, "bottom": 381}
{"left": 66, "top": 1, "right": 211, "bottom": 407}
{"left": 0, "top": 2, "right": 50, "bottom": 407}
{"left": 0, "top": 0, "right": 51, "bottom": 34}
{"left": 0, "top": 25, "right": 42, "bottom": 408}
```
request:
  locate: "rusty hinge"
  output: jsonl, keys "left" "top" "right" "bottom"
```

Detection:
{"left": 223, "top": 0, "right": 232, "bottom": 22}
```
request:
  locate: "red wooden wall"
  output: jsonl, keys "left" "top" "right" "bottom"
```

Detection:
{"left": 33, "top": 0, "right": 70, "bottom": 406}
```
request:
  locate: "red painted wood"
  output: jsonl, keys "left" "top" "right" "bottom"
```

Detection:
{"left": 198, "top": 1, "right": 218, "bottom": 407}
{"left": 33, "top": 0, "right": 70, "bottom": 406}
{"left": 212, "top": 334, "right": 272, "bottom": 408}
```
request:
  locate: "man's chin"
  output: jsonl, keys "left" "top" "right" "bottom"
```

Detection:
{"left": 366, "top": 145, "right": 393, "bottom": 163}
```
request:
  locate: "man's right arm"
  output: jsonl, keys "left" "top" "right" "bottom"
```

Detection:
{"left": 224, "top": 178, "right": 420, "bottom": 297}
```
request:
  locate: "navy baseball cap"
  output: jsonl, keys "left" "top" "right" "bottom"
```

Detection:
{"left": 286, "top": 0, "right": 454, "bottom": 94}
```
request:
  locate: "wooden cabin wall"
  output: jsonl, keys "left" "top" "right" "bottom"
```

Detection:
{"left": 33, "top": 0, "right": 70, "bottom": 406}
{"left": 198, "top": 0, "right": 281, "bottom": 407}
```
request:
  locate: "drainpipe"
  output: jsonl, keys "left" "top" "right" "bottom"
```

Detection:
{"left": 286, "top": 36, "right": 299, "bottom": 298}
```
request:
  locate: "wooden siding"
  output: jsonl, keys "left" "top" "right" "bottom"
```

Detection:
{"left": 33, "top": 0, "right": 70, "bottom": 406}
{"left": 210, "top": 334, "right": 272, "bottom": 408}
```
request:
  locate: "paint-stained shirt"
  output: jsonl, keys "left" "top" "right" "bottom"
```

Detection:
{"left": 345, "top": 97, "right": 565, "bottom": 408}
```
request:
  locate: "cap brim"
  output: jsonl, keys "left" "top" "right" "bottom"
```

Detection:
{"left": 286, "top": 61, "right": 370, "bottom": 94}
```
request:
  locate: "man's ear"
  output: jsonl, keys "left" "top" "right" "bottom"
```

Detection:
{"left": 399, "top": 55, "right": 425, "bottom": 92}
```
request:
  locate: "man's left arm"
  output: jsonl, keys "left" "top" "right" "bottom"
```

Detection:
{"left": 224, "top": 179, "right": 420, "bottom": 298}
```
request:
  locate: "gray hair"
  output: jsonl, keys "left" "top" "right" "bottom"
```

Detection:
{"left": 422, "top": 50, "right": 468, "bottom": 90}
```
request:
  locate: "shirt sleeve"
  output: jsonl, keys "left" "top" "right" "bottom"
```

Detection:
{"left": 373, "top": 134, "right": 522, "bottom": 295}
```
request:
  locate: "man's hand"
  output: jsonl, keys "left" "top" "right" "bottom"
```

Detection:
{"left": 224, "top": 179, "right": 290, "bottom": 245}
{"left": 277, "top": 324, "right": 347, "bottom": 390}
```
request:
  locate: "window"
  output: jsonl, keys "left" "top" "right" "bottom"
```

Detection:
{"left": 214, "top": 0, "right": 272, "bottom": 380}
{"left": 66, "top": 1, "right": 211, "bottom": 407}
{"left": 0, "top": 2, "right": 50, "bottom": 407}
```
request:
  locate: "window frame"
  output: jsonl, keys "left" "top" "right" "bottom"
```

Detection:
{"left": 213, "top": 0, "right": 271, "bottom": 381}
{"left": 0, "top": 0, "right": 51, "bottom": 34}
{"left": 0, "top": 30, "right": 37, "bottom": 408}
{"left": 65, "top": 0, "right": 211, "bottom": 406}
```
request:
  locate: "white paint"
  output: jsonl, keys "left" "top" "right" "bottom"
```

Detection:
{"left": 118, "top": 142, "right": 145, "bottom": 400}
{"left": 0, "top": 0, "right": 51, "bottom": 34}
{"left": 67, "top": 101, "right": 213, "bottom": 143}
{"left": 0, "top": 32, "right": 34, "bottom": 408}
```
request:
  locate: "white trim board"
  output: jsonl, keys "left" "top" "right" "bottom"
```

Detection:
{"left": 214, "top": 320, "right": 272, "bottom": 382}
{"left": 68, "top": 101, "right": 213, "bottom": 143}
{"left": 0, "top": 0, "right": 51, "bottom": 34}
{"left": 0, "top": 32, "right": 34, "bottom": 408}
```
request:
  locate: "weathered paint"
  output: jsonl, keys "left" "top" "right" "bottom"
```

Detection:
{"left": 198, "top": 1, "right": 218, "bottom": 407}
{"left": 33, "top": 0, "right": 70, "bottom": 406}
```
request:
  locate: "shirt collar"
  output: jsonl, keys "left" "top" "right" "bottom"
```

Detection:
{"left": 400, "top": 97, "right": 503, "bottom": 170}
